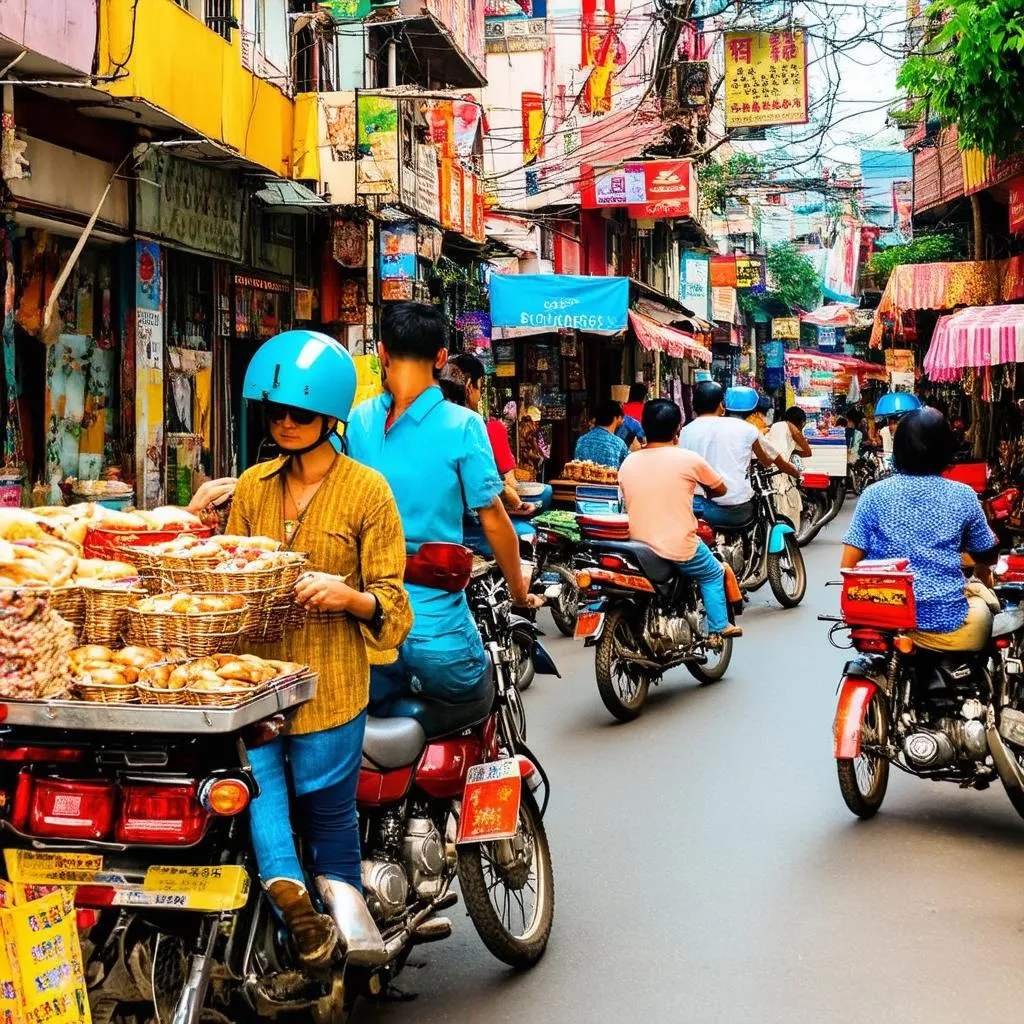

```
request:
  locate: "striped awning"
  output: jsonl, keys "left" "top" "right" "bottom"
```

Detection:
{"left": 923, "top": 304, "right": 1024, "bottom": 382}
{"left": 628, "top": 311, "right": 711, "bottom": 363}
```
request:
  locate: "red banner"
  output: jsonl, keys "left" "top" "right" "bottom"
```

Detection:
{"left": 1010, "top": 175, "right": 1024, "bottom": 235}
{"left": 580, "top": 160, "right": 693, "bottom": 219}
{"left": 521, "top": 92, "right": 544, "bottom": 165}
{"left": 710, "top": 255, "right": 737, "bottom": 288}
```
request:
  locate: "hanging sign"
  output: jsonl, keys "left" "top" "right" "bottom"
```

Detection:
{"left": 681, "top": 251, "right": 711, "bottom": 322}
{"left": 772, "top": 316, "right": 800, "bottom": 340}
{"left": 581, "top": 160, "right": 694, "bottom": 219}
{"left": 711, "top": 286, "right": 737, "bottom": 323}
{"left": 724, "top": 30, "right": 808, "bottom": 129}
{"left": 735, "top": 256, "right": 765, "bottom": 290}
{"left": 885, "top": 348, "right": 915, "bottom": 374}
{"left": 1010, "top": 175, "right": 1024, "bottom": 235}
{"left": 710, "top": 255, "right": 737, "bottom": 288}
{"left": 318, "top": 0, "right": 372, "bottom": 19}
{"left": 817, "top": 326, "right": 838, "bottom": 351}
{"left": 490, "top": 274, "right": 628, "bottom": 331}
{"left": 521, "top": 92, "right": 545, "bottom": 165}
{"left": 379, "top": 223, "right": 417, "bottom": 281}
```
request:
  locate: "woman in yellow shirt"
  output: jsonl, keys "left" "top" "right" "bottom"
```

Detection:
{"left": 228, "top": 331, "right": 412, "bottom": 966}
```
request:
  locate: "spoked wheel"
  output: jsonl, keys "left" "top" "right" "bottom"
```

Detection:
{"left": 686, "top": 597, "right": 733, "bottom": 684}
{"left": 458, "top": 791, "right": 555, "bottom": 968}
{"left": 549, "top": 564, "right": 579, "bottom": 637}
{"left": 836, "top": 690, "right": 890, "bottom": 818}
{"left": 594, "top": 610, "right": 652, "bottom": 722}
{"left": 767, "top": 535, "right": 806, "bottom": 608}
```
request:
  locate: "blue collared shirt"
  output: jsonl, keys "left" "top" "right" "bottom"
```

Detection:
{"left": 575, "top": 427, "right": 629, "bottom": 468}
{"left": 346, "top": 386, "right": 502, "bottom": 636}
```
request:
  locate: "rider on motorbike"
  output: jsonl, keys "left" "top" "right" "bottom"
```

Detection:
{"left": 618, "top": 399, "right": 742, "bottom": 640}
{"left": 873, "top": 391, "right": 921, "bottom": 464}
{"left": 842, "top": 406, "right": 999, "bottom": 652}
{"left": 345, "top": 301, "right": 542, "bottom": 712}
{"left": 680, "top": 382, "right": 800, "bottom": 529}
{"left": 230, "top": 330, "right": 413, "bottom": 966}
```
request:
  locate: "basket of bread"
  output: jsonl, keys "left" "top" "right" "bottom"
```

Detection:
{"left": 142, "top": 654, "right": 306, "bottom": 708}
{"left": 69, "top": 644, "right": 185, "bottom": 704}
{"left": 82, "top": 505, "right": 213, "bottom": 561}
{"left": 0, "top": 590, "right": 76, "bottom": 700}
{"left": 125, "top": 592, "right": 249, "bottom": 656}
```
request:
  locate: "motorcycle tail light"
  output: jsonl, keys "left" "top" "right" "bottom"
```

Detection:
{"left": 851, "top": 628, "right": 890, "bottom": 654}
{"left": 995, "top": 636, "right": 1012, "bottom": 650}
{"left": 576, "top": 570, "right": 593, "bottom": 590}
{"left": 598, "top": 555, "right": 630, "bottom": 570}
{"left": 115, "top": 782, "right": 207, "bottom": 845}
{"left": 27, "top": 777, "right": 117, "bottom": 840}
{"left": 198, "top": 777, "right": 250, "bottom": 816}
{"left": 0, "top": 746, "right": 83, "bottom": 763}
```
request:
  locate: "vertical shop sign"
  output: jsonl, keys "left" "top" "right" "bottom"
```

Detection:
{"left": 356, "top": 94, "right": 399, "bottom": 196}
{"left": 723, "top": 30, "right": 808, "bottom": 129}
{"left": 456, "top": 311, "right": 494, "bottom": 370}
{"left": 379, "top": 223, "right": 417, "bottom": 302}
{"left": 135, "top": 240, "right": 164, "bottom": 509}
{"left": 681, "top": 251, "right": 711, "bottom": 322}
{"left": 521, "top": 92, "right": 545, "bottom": 165}
{"left": 1009, "top": 176, "right": 1024, "bottom": 234}
{"left": 735, "top": 256, "right": 765, "bottom": 290}
{"left": 710, "top": 255, "right": 737, "bottom": 288}
{"left": 453, "top": 99, "right": 482, "bottom": 160}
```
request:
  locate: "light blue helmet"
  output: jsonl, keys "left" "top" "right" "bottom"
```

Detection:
{"left": 242, "top": 330, "right": 357, "bottom": 423}
{"left": 874, "top": 391, "right": 921, "bottom": 418}
{"left": 725, "top": 385, "right": 760, "bottom": 414}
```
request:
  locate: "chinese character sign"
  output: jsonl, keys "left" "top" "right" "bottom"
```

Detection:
{"left": 724, "top": 30, "right": 808, "bottom": 129}
{"left": 681, "top": 252, "right": 711, "bottom": 322}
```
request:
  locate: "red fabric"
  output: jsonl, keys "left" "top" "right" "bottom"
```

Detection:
{"left": 622, "top": 401, "right": 644, "bottom": 422}
{"left": 487, "top": 418, "right": 517, "bottom": 476}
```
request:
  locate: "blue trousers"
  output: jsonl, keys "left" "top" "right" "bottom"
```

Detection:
{"left": 676, "top": 540, "right": 729, "bottom": 633}
{"left": 247, "top": 710, "right": 367, "bottom": 891}
{"left": 693, "top": 496, "right": 756, "bottom": 529}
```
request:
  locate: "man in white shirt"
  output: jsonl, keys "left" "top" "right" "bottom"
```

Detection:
{"left": 680, "top": 381, "right": 801, "bottom": 528}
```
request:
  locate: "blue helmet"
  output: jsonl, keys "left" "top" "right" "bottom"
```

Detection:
{"left": 725, "top": 385, "right": 760, "bottom": 414}
{"left": 242, "top": 330, "right": 357, "bottom": 423}
{"left": 874, "top": 391, "right": 921, "bottom": 418}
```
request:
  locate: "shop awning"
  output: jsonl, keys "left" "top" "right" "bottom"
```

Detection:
{"left": 923, "top": 304, "right": 1024, "bottom": 382}
{"left": 629, "top": 311, "right": 711, "bottom": 363}
{"left": 253, "top": 179, "right": 327, "bottom": 213}
{"left": 785, "top": 350, "right": 888, "bottom": 380}
{"left": 801, "top": 304, "right": 860, "bottom": 328}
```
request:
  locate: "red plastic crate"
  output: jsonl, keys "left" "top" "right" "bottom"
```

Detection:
{"left": 578, "top": 513, "right": 630, "bottom": 541}
{"left": 942, "top": 462, "right": 987, "bottom": 493}
{"left": 801, "top": 472, "right": 830, "bottom": 490}
{"left": 840, "top": 561, "right": 916, "bottom": 630}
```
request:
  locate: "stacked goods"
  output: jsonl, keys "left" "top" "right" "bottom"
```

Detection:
{"left": 0, "top": 591, "right": 75, "bottom": 699}
{"left": 142, "top": 654, "right": 305, "bottom": 706}
{"left": 562, "top": 460, "right": 619, "bottom": 485}
{"left": 70, "top": 643, "right": 184, "bottom": 702}
{"left": 83, "top": 504, "right": 212, "bottom": 559}
{"left": 125, "top": 592, "right": 250, "bottom": 656}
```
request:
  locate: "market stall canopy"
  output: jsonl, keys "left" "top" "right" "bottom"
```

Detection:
{"left": 629, "top": 311, "right": 711, "bottom": 363}
{"left": 870, "top": 254, "right": 1024, "bottom": 347}
{"left": 490, "top": 274, "right": 628, "bottom": 335}
{"left": 923, "top": 304, "right": 1024, "bottom": 382}
{"left": 801, "top": 304, "right": 861, "bottom": 329}
{"left": 786, "top": 349, "right": 888, "bottom": 381}
{"left": 634, "top": 296, "right": 713, "bottom": 335}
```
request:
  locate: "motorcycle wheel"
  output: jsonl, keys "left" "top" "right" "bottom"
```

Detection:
{"left": 510, "top": 628, "right": 535, "bottom": 692}
{"left": 687, "top": 635, "right": 732, "bottom": 684}
{"left": 594, "top": 610, "right": 651, "bottom": 722}
{"left": 836, "top": 690, "right": 890, "bottom": 818}
{"left": 458, "top": 790, "right": 554, "bottom": 968}
{"left": 549, "top": 564, "right": 579, "bottom": 637}
{"left": 767, "top": 535, "right": 806, "bottom": 608}
{"left": 796, "top": 494, "right": 825, "bottom": 547}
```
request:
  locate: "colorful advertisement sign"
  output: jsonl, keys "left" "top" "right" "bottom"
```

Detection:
{"left": 1010, "top": 175, "right": 1024, "bottom": 235}
{"left": 135, "top": 240, "right": 164, "bottom": 508}
{"left": 735, "top": 256, "right": 765, "bottom": 290}
{"left": 318, "top": 0, "right": 372, "bottom": 19}
{"left": 681, "top": 251, "right": 711, "bottom": 322}
{"left": 356, "top": 94, "right": 399, "bottom": 196}
{"left": 490, "top": 274, "right": 628, "bottom": 331}
{"left": 522, "top": 92, "right": 544, "bottom": 165}
{"left": 379, "top": 223, "right": 417, "bottom": 281}
{"left": 772, "top": 316, "right": 800, "bottom": 340}
{"left": 710, "top": 255, "right": 737, "bottom": 288}
{"left": 581, "top": 160, "right": 694, "bottom": 219}
{"left": 723, "top": 30, "right": 808, "bottom": 129}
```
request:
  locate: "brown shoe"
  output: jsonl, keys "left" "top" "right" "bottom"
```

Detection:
{"left": 720, "top": 625, "right": 743, "bottom": 638}
{"left": 267, "top": 878, "right": 339, "bottom": 966}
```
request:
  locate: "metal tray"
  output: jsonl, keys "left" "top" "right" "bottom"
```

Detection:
{"left": 0, "top": 673, "right": 317, "bottom": 734}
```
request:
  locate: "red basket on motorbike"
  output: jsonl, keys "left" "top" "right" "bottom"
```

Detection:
{"left": 840, "top": 559, "right": 916, "bottom": 630}
{"left": 801, "top": 472, "right": 830, "bottom": 490}
{"left": 577, "top": 513, "right": 630, "bottom": 541}
{"left": 942, "top": 462, "right": 987, "bottom": 493}
{"left": 985, "top": 487, "right": 1020, "bottom": 523}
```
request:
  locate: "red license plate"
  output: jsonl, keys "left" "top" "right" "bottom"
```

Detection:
{"left": 456, "top": 759, "right": 521, "bottom": 844}
{"left": 575, "top": 610, "right": 604, "bottom": 639}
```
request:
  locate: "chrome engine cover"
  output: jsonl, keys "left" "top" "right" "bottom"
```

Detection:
{"left": 361, "top": 858, "right": 409, "bottom": 921}
{"left": 718, "top": 538, "right": 745, "bottom": 577}
{"left": 403, "top": 817, "right": 446, "bottom": 899}
{"left": 646, "top": 610, "right": 693, "bottom": 656}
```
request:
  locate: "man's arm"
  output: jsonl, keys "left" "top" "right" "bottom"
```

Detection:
{"left": 478, "top": 498, "right": 541, "bottom": 608}
{"left": 841, "top": 544, "right": 866, "bottom": 569}
{"left": 791, "top": 423, "right": 813, "bottom": 458}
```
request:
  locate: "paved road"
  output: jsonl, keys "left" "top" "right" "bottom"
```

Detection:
{"left": 361, "top": 514, "right": 1024, "bottom": 1023}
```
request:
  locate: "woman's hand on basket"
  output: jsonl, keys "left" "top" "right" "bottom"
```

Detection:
{"left": 294, "top": 571, "right": 357, "bottom": 612}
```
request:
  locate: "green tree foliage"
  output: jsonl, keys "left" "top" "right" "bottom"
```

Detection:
{"left": 699, "top": 154, "right": 769, "bottom": 213}
{"left": 866, "top": 233, "right": 965, "bottom": 279}
{"left": 898, "top": 0, "right": 1024, "bottom": 160}
{"left": 763, "top": 243, "right": 820, "bottom": 312}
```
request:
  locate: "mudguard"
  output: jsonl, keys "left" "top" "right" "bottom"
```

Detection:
{"left": 833, "top": 678, "right": 878, "bottom": 759}
{"left": 531, "top": 639, "right": 561, "bottom": 677}
{"left": 768, "top": 521, "right": 795, "bottom": 554}
{"left": 510, "top": 613, "right": 544, "bottom": 637}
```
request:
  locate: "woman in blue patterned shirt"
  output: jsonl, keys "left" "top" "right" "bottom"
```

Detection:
{"left": 842, "top": 408, "right": 999, "bottom": 652}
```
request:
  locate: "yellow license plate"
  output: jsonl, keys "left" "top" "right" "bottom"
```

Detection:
{"left": 4, "top": 850, "right": 250, "bottom": 912}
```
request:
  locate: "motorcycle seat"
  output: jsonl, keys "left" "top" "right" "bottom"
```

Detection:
{"left": 993, "top": 606, "right": 1024, "bottom": 639}
{"left": 374, "top": 665, "right": 495, "bottom": 741}
{"left": 592, "top": 540, "right": 676, "bottom": 583}
{"left": 363, "top": 716, "right": 427, "bottom": 769}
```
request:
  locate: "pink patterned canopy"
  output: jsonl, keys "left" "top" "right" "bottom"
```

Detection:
{"left": 923, "top": 304, "right": 1024, "bottom": 382}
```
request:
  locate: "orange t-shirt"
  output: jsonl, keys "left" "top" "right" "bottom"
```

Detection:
{"left": 618, "top": 446, "right": 724, "bottom": 562}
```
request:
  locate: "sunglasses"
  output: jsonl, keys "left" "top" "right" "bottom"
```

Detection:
{"left": 266, "top": 402, "right": 319, "bottom": 426}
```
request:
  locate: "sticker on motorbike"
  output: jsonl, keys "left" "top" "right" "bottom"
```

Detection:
{"left": 457, "top": 758, "right": 522, "bottom": 844}
{"left": 574, "top": 610, "right": 604, "bottom": 639}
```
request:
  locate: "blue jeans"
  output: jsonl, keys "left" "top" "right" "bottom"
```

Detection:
{"left": 247, "top": 710, "right": 367, "bottom": 890}
{"left": 676, "top": 540, "right": 729, "bottom": 632}
{"left": 370, "top": 614, "right": 489, "bottom": 707}
{"left": 693, "top": 496, "right": 756, "bottom": 529}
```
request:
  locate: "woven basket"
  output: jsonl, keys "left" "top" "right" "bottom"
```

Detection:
{"left": 135, "top": 682, "right": 193, "bottom": 706}
{"left": 186, "top": 682, "right": 260, "bottom": 707}
{"left": 82, "top": 582, "right": 144, "bottom": 645}
{"left": 84, "top": 524, "right": 212, "bottom": 561}
{"left": 73, "top": 678, "right": 138, "bottom": 704}
{"left": 47, "top": 585, "right": 85, "bottom": 638}
{"left": 124, "top": 595, "right": 249, "bottom": 657}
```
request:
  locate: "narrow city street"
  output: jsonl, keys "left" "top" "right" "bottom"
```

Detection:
{"left": 363, "top": 512, "right": 1024, "bottom": 1024}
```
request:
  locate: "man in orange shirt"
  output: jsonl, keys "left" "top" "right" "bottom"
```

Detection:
{"left": 618, "top": 399, "right": 742, "bottom": 640}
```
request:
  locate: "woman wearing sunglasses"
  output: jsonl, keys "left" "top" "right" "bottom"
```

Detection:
{"left": 227, "top": 330, "right": 413, "bottom": 966}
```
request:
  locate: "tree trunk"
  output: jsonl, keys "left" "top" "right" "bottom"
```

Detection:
{"left": 971, "top": 193, "right": 984, "bottom": 261}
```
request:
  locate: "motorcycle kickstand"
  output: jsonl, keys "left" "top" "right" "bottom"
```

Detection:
{"left": 170, "top": 914, "right": 220, "bottom": 1024}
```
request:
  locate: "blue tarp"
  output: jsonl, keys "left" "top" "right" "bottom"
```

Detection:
{"left": 490, "top": 274, "right": 629, "bottom": 332}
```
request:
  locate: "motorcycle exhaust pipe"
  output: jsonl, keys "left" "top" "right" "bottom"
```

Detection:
{"left": 986, "top": 720, "right": 1024, "bottom": 817}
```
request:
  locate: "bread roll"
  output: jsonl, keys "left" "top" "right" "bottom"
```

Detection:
{"left": 113, "top": 646, "right": 163, "bottom": 669}
{"left": 72, "top": 645, "right": 114, "bottom": 664}
{"left": 168, "top": 666, "right": 191, "bottom": 690}
{"left": 140, "top": 664, "right": 172, "bottom": 688}
{"left": 215, "top": 660, "right": 263, "bottom": 684}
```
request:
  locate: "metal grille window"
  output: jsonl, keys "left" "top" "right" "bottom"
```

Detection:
{"left": 205, "top": 0, "right": 235, "bottom": 41}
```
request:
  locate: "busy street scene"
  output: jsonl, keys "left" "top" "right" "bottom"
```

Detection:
{"left": 0, "top": 0, "right": 1021, "bottom": 1021}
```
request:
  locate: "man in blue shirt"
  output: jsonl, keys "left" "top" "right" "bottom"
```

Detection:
{"left": 346, "top": 301, "right": 540, "bottom": 706}
{"left": 575, "top": 400, "right": 630, "bottom": 468}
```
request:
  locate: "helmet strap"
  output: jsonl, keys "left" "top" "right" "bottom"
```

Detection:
{"left": 276, "top": 419, "right": 338, "bottom": 458}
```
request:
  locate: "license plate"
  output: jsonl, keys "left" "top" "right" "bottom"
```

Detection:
{"left": 575, "top": 610, "right": 604, "bottom": 639}
{"left": 456, "top": 758, "right": 521, "bottom": 845}
{"left": 3, "top": 850, "right": 250, "bottom": 912}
